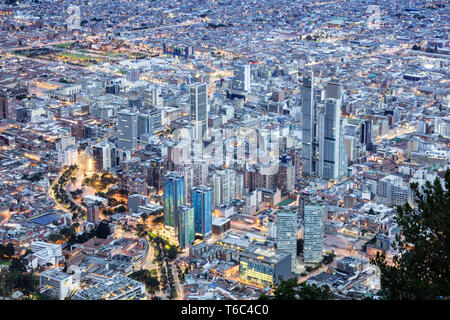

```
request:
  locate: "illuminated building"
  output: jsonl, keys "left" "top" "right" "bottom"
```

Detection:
{"left": 190, "top": 83, "right": 208, "bottom": 140}
{"left": 276, "top": 208, "right": 297, "bottom": 272}
{"left": 145, "top": 157, "right": 165, "bottom": 191}
{"left": 117, "top": 109, "right": 138, "bottom": 150}
{"left": 304, "top": 204, "right": 324, "bottom": 264}
{"left": 39, "top": 269, "right": 76, "bottom": 300}
{"left": 164, "top": 172, "right": 185, "bottom": 231}
{"left": 87, "top": 204, "right": 100, "bottom": 225}
{"left": 192, "top": 185, "right": 212, "bottom": 239}
{"left": 301, "top": 73, "right": 316, "bottom": 176}
{"left": 232, "top": 63, "right": 251, "bottom": 92}
{"left": 178, "top": 205, "right": 195, "bottom": 248}
{"left": 93, "top": 140, "right": 117, "bottom": 172}
{"left": 239, "top": 246, "right": 291, "bottom": 288}
{"left": 302, "top": 77, "right": 347, "bottom": 180}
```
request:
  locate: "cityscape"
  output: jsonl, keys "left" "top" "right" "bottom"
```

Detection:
{"left": 0, "top": 0, "right": 449, "bottom": 302}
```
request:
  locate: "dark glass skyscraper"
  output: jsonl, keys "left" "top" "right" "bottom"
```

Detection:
{"left": 192, "top": 185, "right": 212, "bottom": 239}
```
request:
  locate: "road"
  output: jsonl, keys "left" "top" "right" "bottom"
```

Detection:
{"left": 170, "top": 261, "right": 184, "bottom": 300}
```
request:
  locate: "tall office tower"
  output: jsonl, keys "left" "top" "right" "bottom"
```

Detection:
{"left": 276, "top": 208, "right": 298, "bottom": 272}
{"left": 301, "top": 74, "right": 317, "bottom": 176}
{"left": 302, "top": 77, "right": 347, "bottom": 180}
{"left": 176, "top": 164, "right": 193, "bottom": 204}
{"left": 137, "top": 113, "right": 154, "bottom": 140}
{"left": 361, "top": 119, "right": 373, "bottom": 151}
{"left": 235, "top": 172, "right": 244, "bottom": 199}
{"left": 322, "top": 97, "right": 342, "bottom": 180}
{"left": 304, "top": 204, "right": 324, "bottom": 264}
{"left": 164, "top": 172, "right": 185, "bottom": 232}
{"left": 190, "top": 83, "right": 208, "bottom": 140}
{"left": 145, "top": 157, "right": 165, "bottom": 192}
{"left": 192, "top": 159, "right": 208, "bottom": 186}
{"left": 148, "top": 108, "right": 163, "bottom": 132}
{"left": 93, "top": 140, "right": 117, "bottom": 172}
{"left": 86, "top": 205, "right": 100, "bottom": 225}
{"left": 209, "top": 169, "right": 236, "bottom": 207}
{"left": 0, "top": 92, "right": 17, "bottom": 120}
{"left": 178, "top": 205, "right": 195, "bottom": 248}
{"left": 192, "top": 185, "right": 212, "bottom": 239}
{"left": 117, "top": 109, "right": 138, "bottom": 150}
{"left": 144, "top": 86, "right": 162, "bottom": 108}
{"left": 232, "top": 63, "right": 251, "bottom": 92}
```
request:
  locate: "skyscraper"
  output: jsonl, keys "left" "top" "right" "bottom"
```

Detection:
{"left": 164, "top": 172, "right": 185, "bottom": 232}
{"left": 361, "top": 119, "right": 373, "bottom": 151}
{"left": 93, "top": 140, "right": 117, "bottom": 172}
{"left": 301, "top": 77, "right": 347, "bottom": 180}
{"left": 178, "top": 205, "right": 195, "bottom": 248}
{"left": 137, "top": 113, "right": 154, "bottom": 140}
{"left": 192, "top": 185, "right": 212, "bottom": 239}
{"left": 117, "top": 109, "right": 138, "bottom": 150}
{"left": 86, "top": 204, "right": 100, "bottom": 225}
{"left": 232, "top": 63, "right": 251, "bottom": 92}
{"left": 190, "top": 83, "right": 208, "bottom": 140}
{"left": 304, "top": 203, "right": 324, "bottom": 264}
{"left": 276, "top": 208, "right": 297, "bottom": 272}
{"left": 322, "top": 97, "right": 342, "bottom": 180}
{"left": 301, "top": 73, "right": 316, "bottom": 176}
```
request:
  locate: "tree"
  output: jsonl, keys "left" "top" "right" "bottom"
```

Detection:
{"left": 259, "top": 277, "right": 332, "bottom": 300}
{"left": 95, "top": 221, "right": 111, "bottom": 239}
{"left": 372, "top": 169, "right": 450, "bottom": 300}
{"left": 297, "top": 239, "right": 304, "bottom": 256}
{"left": 5, "top": 243, "right": 15, "bottom": 258}
{"left": 116, "top": 205, "right": 127, "bottom": 213}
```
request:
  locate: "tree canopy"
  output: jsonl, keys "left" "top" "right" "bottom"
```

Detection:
{"left": 259, "top": 276, "right": 333, "bottom": 300}
{"left": 372, "top": 169, "right": 450, "bottom": 299}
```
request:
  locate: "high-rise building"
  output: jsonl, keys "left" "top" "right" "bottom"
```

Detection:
{"left": 86, "top": 204, "right": 100, "bottom": 225}
{"left": 164, "top": 172, "right": 185, "bottom": 231}
{"left": 361, "top": 119, "right": 373, "bottom": 151}
{"left": 93, "top": 140, "right": 117, "bottom": 172}
{"left": 322, "top": 97, "right": 342, "bottom": 180}
{"left": 145, "top": 158, "right": 165, "bottom": 192}
{"left": 276, "top": 208, "right": 298, "bottom": 272}
{"left": 192, "top": 185, "right": 212, "bottom": 239}
{"left": 209, "top": 169, "right": 236, "bottom": 207}
{"left": 0, "top": 92, "right": 17, "bottom": 120}
{"left": 137, "top": 113, "right": 154, "bottom": 140}
{"left": 304, "top": 204, "right": 324, "bottom": 264}
{"left": 190, "top": 83, "right": 208, "bottom": 140}
{"left": 117, "top": 109, "right": 138, "bottom": 150}
{"left": 301, "top": 74, "right": 316, "bottom": 176}
{"left": 232, "top": 63, "right": 251, "bottom": 92}
{"left": 178, "top": 205, "right": 195, "bottom": 248}
{"left": 301, "top": 77, "right": 347, "bottom": 180}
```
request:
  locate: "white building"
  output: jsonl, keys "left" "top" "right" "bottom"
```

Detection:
{"left": 40, "top": 269, "right": 76, "bottom": 300}
{"left": 30, "top": 241, "right": 63, "bottom": 267}
{"left": 276, "top": 208, "right": 297, "bottom": 272}
{"left": 304, "top": 204, "right": 324, "bottom": 264}
{"left": 232, "top": 63, "right": 251, "bottom": 92}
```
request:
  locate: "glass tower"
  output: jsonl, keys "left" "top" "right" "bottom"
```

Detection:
{"left": 178, "top": 205, "right": 195, "bottom": 248}
{"left": 192, "top": 185, "right": 212, "bottom": 238}
{"left": 164, "top": 172, "right": 185, "bottom": 232}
